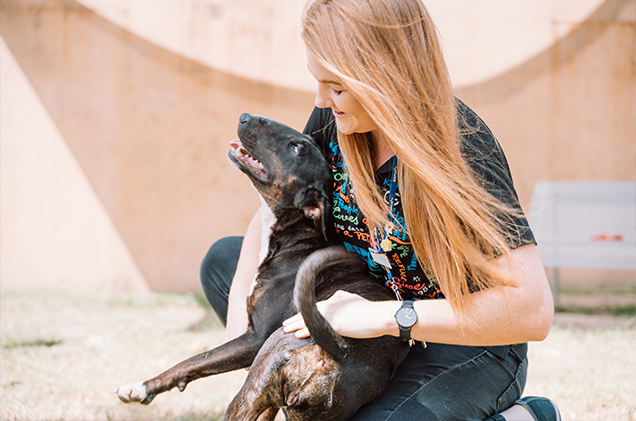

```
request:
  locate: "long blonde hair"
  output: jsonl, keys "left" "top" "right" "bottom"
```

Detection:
{"left": 302, "top": 0, "right": 518, "bottom": 314}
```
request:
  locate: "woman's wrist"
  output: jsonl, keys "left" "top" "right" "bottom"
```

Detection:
{"left": 376, "top": 300, "right": 403, "bottom": 338}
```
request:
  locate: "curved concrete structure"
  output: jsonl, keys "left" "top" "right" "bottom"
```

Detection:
{"left": 73, "top": 0, "right": 608, "bottom": 89}
{"left": 1, "top": 0, "right": 634, "bottom": 292}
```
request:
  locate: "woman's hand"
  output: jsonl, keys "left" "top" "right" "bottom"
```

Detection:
{"left": 282, "top": 290, "right": 399, "bottom": 339}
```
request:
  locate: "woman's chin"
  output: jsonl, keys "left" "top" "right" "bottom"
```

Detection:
{"left": 334, "top": 122, "right": 355, "bottom": 135}
{"left": 334, "top": 119, "right": 377, "bottom": 136}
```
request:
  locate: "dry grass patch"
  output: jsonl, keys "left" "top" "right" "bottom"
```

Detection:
{"left": 527, "top": 314, "right": 635, "bottom": 420}
{"left": 1, "top": 291, "right": 245, "bottom": 421}
{"left": 1, "top": 291, "right": 635, "bottom": 420}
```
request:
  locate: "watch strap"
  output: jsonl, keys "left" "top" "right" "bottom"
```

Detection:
{"left": 398, "top": 325, "right": 411, "bottom": 341}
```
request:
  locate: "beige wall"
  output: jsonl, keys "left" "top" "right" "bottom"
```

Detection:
{"left": 1, "top": 37, "right": 149, "bottom": 293}
{"left": 457, "top": 0, "right": 636, "bottom": 205}
{"left": 1, "top": 0, "right": 314, "bottom": 293}
{"left": 1, "top": 0, "right": 634, "bottom": 293}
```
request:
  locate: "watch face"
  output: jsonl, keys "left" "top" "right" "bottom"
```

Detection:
{"left": 396, "top": 307, "right": 418, "bottom": 328}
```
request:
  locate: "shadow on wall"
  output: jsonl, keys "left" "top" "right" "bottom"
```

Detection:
{"left": 0, "top": 0, "right": 315, "bottom": 292}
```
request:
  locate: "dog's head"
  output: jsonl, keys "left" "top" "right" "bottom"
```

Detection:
{"left": 228, "top": 113, "right": 333, "bottom": 237}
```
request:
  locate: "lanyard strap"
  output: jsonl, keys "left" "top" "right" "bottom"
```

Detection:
{"left": 383, "top": 157, "right": 403, "bottom": 300}
{"left": 387, "top": 156, "right": 398, "bottom": 220}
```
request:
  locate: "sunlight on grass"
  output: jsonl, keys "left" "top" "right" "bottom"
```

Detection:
{"left": 1, "top": 291, "right": 634, "bottom": 421}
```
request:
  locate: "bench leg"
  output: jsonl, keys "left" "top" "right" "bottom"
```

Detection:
{"left": 550, "top": 267, "right": 560, "bottom": 307}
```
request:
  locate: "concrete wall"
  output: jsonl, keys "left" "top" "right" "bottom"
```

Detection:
{"left": 1, "top": 0, "right": 634, "bottom": 293}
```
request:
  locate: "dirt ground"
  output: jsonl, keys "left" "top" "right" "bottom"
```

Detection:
{"left": 1, "top": 291, "right": 635, "bottom": 421}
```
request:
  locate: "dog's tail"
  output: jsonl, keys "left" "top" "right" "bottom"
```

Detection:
{"left": 293, "top": 246, "right": 365, "bottom": 360}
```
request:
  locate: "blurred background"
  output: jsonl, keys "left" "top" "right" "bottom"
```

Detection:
{"left": 1, "top": 0, "right": 635, "bottom": 295}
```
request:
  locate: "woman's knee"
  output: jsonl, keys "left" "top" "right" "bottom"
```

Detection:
{"left": 201, "top": 236, "right": 243, "bottom": 273}
{"left": 200, "top": 236, "right": 243, "bottom": 324}
{"left": 200, "top": 237, "right": 243, "bottom": 282}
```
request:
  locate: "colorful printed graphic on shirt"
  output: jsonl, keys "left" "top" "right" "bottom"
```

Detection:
{"left": 326, "top": 139, "right": 443, "bottom": 300}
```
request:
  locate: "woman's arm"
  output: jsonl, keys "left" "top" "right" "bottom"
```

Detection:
{"left": 283, "top": 244, "right": 554, "bottom": 346}
{"left": 224, "top": 208, "right": 262, "bottom": 342}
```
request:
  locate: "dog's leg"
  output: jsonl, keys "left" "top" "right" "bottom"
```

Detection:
{"left": 116, "top": 331, "right": 265, "bottom": 405}
{"left": 223, "top": 406, "right": 279, "bottom": 421}
{"left": 256, "top": 407, "right": 280, "bottom": 421}
{"left": 223, "top": 363, "right": 278, "bottom": 420}
{"left": 223, "top": 330, "right": 295, "bottom": 421}
{"left": 224, "top": 393, "right": 278, "bottom": 421}
{"left": 117, "top": 261, "right": 298, "bottom": 405}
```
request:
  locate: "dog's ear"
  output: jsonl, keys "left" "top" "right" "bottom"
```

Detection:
{"left": 294, "top": 186, "right": 331, "bottom": 241}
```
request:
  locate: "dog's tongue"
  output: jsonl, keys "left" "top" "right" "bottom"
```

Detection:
{"left": 229, "top": 138, "right": 250, "bottom": 156}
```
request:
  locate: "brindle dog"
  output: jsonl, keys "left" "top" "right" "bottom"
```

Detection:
{"left": 116, "top": 114, "right": 409, "bottom": 420}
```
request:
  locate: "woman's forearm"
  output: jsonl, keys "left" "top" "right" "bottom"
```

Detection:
{"left": 284, "top": 244, "right": 554, "bottom": 346}
{"left": 224, "top": 208, "right": 262, "bottom": 342}
{"left": 384, "top": 244, "right": 554, "bottom": 345}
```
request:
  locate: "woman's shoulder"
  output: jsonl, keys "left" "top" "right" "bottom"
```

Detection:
{"left": 455, "top": 98, "right": 536, "bottom": 247}
{"left": 455, "top": 97, "right": 511, "bottom": 177}
{"left": 455, "top": 98, "right": 517, "bottom": 182}
{"left": 455, "top": 98, "right": 504, "bottom": 160}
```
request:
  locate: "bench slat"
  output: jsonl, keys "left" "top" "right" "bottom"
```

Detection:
{"left": 528, "top": 180, "right": 636, "bottom": 303}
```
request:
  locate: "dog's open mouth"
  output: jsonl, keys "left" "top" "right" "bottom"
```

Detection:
{"left": 229, "top": 139, "right": 269, "bottom": 182}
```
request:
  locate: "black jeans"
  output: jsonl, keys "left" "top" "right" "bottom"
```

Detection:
{"left": 200, "top": 236, "right": 244, "bottom": 326}
{"left": 200, "top": 237, "right": 527, "bottom": 421}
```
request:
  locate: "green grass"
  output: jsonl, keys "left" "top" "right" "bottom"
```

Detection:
{"left": 560, "top": 284, "right": 636, "bottom": 295}
{"left": 158, "top": 412, "right": 224, "bottom": 421}
{"left": 0, "top": 290, "right": 203, "bottom": 309}
{"left": 2, "top": 337, "right": 63, "bottom": 349}
{"left": 104, "top": 412, "right": 225, "bottom": 421}
{"left": 608, "top": 303, "right": 636, "bottom": 317}
{"left": 190, "top": 291, "right": 212, "bottom": 309}
{"left": 555, "top": 303, "right": 636, "bottom": 316}
{"left": 554, "top": 283, "right": 636, "bottom": 316}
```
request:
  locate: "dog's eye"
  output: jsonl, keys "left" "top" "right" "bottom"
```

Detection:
{"left": 289, "top": 143, "right": 300, "bottom": 155}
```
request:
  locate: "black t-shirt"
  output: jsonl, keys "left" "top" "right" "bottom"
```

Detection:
{"left": 303, "top": 99, "right": 535, "bottom": 301}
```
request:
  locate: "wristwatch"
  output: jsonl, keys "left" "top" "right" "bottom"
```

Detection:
{"left": 394, "top": 299, "right": 418, "bottom": 343}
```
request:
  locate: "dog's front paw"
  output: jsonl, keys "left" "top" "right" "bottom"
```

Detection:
{"left": 114, "top": 381, "right": 155, "bottom": 405}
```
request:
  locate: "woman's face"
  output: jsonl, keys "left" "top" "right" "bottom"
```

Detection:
{"left": 306, "top": 50, "right": 378, "bottom": 135}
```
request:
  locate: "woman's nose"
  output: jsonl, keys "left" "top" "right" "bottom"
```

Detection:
{"left": 314, "top": 84, "right": 333, "bottom": 109}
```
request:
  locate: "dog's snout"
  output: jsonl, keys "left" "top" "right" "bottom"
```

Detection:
{"left": 239, "top": 113, "right": 252, "bottom": 125}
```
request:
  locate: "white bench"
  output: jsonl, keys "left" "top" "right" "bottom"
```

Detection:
{"left": 528, "top": 180, "right": 636, "bottom": 304}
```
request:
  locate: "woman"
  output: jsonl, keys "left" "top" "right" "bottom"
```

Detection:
{"left": 202, "top": 1, "right": 561, "bottom": 420}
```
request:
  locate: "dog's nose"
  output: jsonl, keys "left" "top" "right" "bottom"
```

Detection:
{"left": 239, "top": 113, "right": 252, "bottom": 125}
